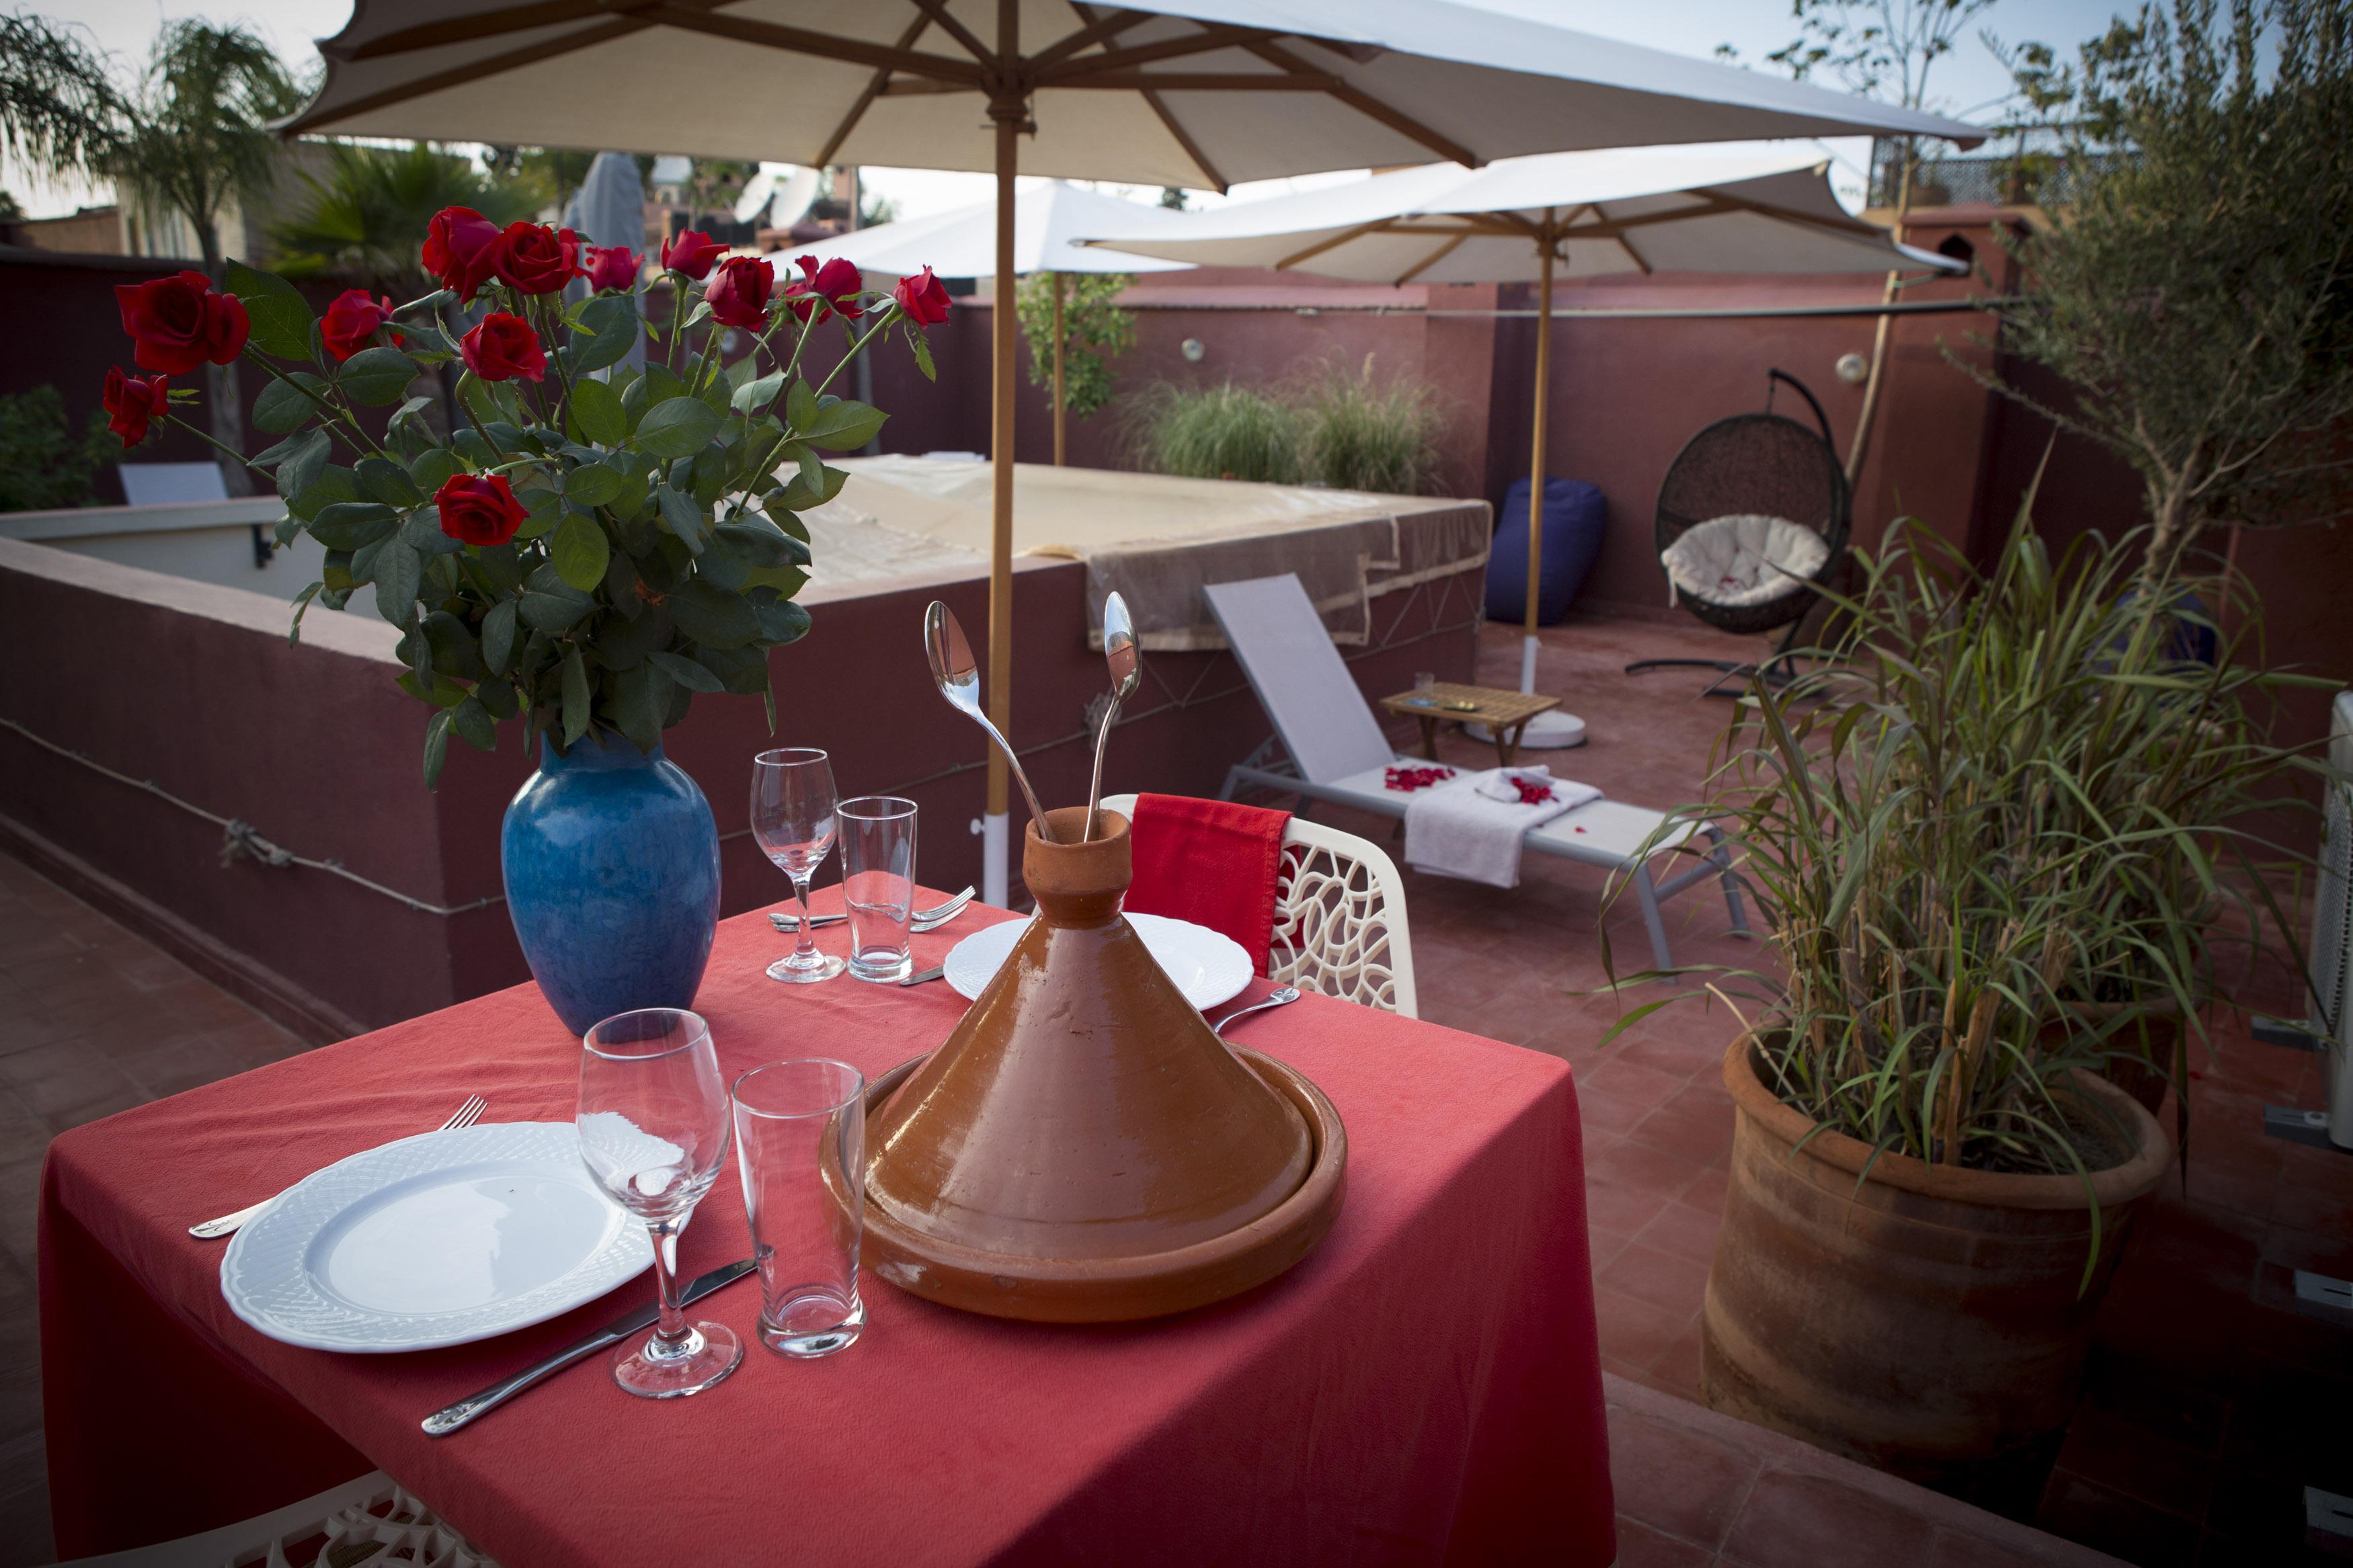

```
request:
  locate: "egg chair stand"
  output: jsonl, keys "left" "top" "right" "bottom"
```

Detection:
{"left": 1626, "top": 368, "right": 1851, "bottom": 697}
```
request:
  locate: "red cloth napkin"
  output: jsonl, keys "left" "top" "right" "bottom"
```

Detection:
{"left": 1123, "top": 793, "right": 1291, "bottom": 975}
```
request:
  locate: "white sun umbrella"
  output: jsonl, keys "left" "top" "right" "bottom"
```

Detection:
{"left": 1080, "top": 142, "right": 1967, "bottom": 747}
{"left": 286, "top": 0, "right": 1979, "bottom": 901}
{"left": 790, "top": 181, "right": 1193, "bottom": 466}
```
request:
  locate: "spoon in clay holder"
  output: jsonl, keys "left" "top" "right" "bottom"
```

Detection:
{"left": 1084, "top": 593, "right": 1142, "bottom": 841}
{"left": 924, "top": 600, "right": 1055, "bottom": 842}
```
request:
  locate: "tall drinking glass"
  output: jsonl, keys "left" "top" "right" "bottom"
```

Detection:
{"left": 751, "top": 747, "right": 844, "bottom": 984}
{"left": 838, "top": 796, "right": 918, "bottom": 984}
{"left": 577, "top": 1008, "right": 743, "bottom": 1399}
{"left": 731, "top": 1059, "right": 867, "bottom": 1358}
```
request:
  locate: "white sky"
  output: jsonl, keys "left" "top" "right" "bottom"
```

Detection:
{"left": 19, "top": 0, "right": 2126, "bottom": 221}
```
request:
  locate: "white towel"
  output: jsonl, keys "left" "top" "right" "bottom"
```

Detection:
{"left": 1403, "top": 766, "right": 1598, "bottom": 889}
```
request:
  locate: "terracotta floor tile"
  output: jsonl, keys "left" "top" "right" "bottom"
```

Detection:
{"left": 1587, "top": 1138, "right": 1709, "bottom": 1202}
{"left": 1611, "top": 1516, "right": 1714, "bottom": 1568}
{"left": 1587, "top": 1225, "right": 1637, "bottom": 1276}
{"left": 1627, "top": 1083, "right": 1737, "bottom": 1163}
{"left": 1679, "top": 1165, "right": 1731, "bottom": 1215}
{"left": 1720, "top": 1471, "right": 1934, "bottom": 1568}
{"left": 0, "top": 1039, "right": 141, "bottom": 1121}
{"left": 1604, "top": 1400, "right": 1760, "bottom": 1550}
{"left": 2050, "top": 1409, "right": 2214, "bottom": 1520}
{"left": 1577, "top": 1055, "right": 1693, "bottom": 1111}
{"left": 1585, "top": 1176, "right": 1679, "bottom": 1237}
{"left": 2036, "top": 1473, "right": 2202, "bottom": 1568}
{"left": 1592, "top": 1286, "right": 1698, "bottom": 1372}
{"left": 1576, "top": 1083, "right": 1664, "bottom": 1140}
{"left": 1926, "top": 1528, "right": 2077, "bottom": 1568}
{"left": 1634, "top": 1199, "right": 1726, "bottom": 1268}
{"left": 1648, "top": 1327, "right": 1706, "bottom": 1403}
{"left": 1598, "top": 1242, "right": 1715, "bottom": 1316}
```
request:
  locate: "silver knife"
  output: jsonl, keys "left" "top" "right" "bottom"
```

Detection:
{"left": 900, "top": 964, "right": 945, "bottom": 986}
{"left": 422, "top": 1257, "right": 758, "bottom": 1436}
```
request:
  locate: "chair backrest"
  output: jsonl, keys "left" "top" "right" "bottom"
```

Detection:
{"left": 117, "top": 462, "right": 229, "bottom": 505}
{"left": 1106, "top": 793, "right": 1417, "bottom": 1019}
{"left": 1203, "top": 573, "right": 1396, "bottom": 785}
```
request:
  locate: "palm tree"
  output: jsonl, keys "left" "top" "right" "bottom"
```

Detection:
{"left": 0, "top": 14, "right": 120, "bottom": 178}
{"left": 272, "top": 140, "right": 541, "bottom": 296}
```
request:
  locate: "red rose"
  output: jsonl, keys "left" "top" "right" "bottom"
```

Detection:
{"left": 321, "top": 289, "right": 400, "bottom": 362}
{"left": 434, "top": 472, "right": 528, "bottom": 548}
{"left": 584, "top": 245, "right": 641, "bottom": 292}
{"left": 491, "top": 222, "right": 584, "bottom": 295}
{"left": 893, "top": 265, "right": 951, "bottom": 326}
{"left": 784, "top": 255, "right": 864, "bottom": 323}
{"left": 113, "top": 271, "right": 249, "bottom": 376}
{"left": 422, "top": 206, "right": 503, "bottom": 302}
{"left": 706, "top": 255, "right": 774, "bottom": 329}
{"left": 660, "top": 229, "right": 725, "bottom": 280}
{"left": 102, "top": 367, "right": 169, "bottom": 448}
{"left": 460, "top": 312, "right": 547, "bottom": 382}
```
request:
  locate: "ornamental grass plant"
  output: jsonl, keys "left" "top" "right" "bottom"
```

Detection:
{"left": 1293, "top": 357, "right": 1451, "bottom": 496}
{"left": 1124, "top": 380, "right": 1304, "bottom": 485}
{"left": 1609, "top": 511, "right": 2331, "bottom": 1184}
{"left": 1124, "top": 358, "right": 1452, "bottom": 493}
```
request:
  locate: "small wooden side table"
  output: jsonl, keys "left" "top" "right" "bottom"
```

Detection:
{"left": 1380, "top": 682, "right": 1563, "bottom": 768}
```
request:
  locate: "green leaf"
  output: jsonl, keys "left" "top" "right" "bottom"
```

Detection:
{"left": 225, "top": 261, "right": 316, "bottom": 362}
{"left": 450, "top": 694, "right": 497, "bottom": 752}
{"left": 551, "top": 512, "right": 611, "bottom": 592}
{"left": 422, "top": 709, "right": 452, "bottom": 791}
{"left": 481, "top": 598, "right": 519, "bottom": 675}
{"left": 770, "top": 462, "right": 847, "bottom": 513}
{"left": 608, "top": 663, "right": 669, "bottom": 749}
{"left": 420, "top": 610, "right": 485, "bottom": 679}
{"left": 252, "top": 374, "right": 327, "bottom": 435}
{"left": 904, "top": 317, "right": 936, "bottom": 382}
{"left": 731, "top": 370, "right": 786, "bottom": 415}
{"left": 716, "top": 516, "right": 809, "bottom": 568}
{"left": 338, "top": 345, "right": 419, "bottom": 406}
{"left": 291, "top": 465, "right": 360, "bottom": 522}
{"left": 696, "top": 534, "right": 748, "bottom": 591}
{"left": 400, "top": 509, "right": 463, "bottom": 555}
{"left": 272, "top": 428, "right": 331, "bottom": 504}
{"left": 514, "top": 487, "right": 563, "bottom": 541}
{"left": 744, "top": 563, "right": 810, "bottom": 598}
{"left": 655, "top": 485, "right": 709, "bottom": 553}
{"left": 567, "top": 377, "right": 627, "bottom": 445}
{"left": 797, "top": 397, "right": 887, "bottom": 451}
{"left": 648, "top": 649, "right": 726, "bottom": 692}
{"left": 635, "top": 397, "right": 723, "bottom": 459}
{"left": 668, "top": 577, "right": 762, "bottom": 649}
{"left": 456, "top": 372, "right": 503, "bottom": 427}
{"left": 309, "top": 501, "right": 399, "bottom": 551}
{"left": 520, "top": 563, "right": 595, "bottom": 632}
{"left": 562, "top": 463, "right": 625, "bottom": 508}
{"left": 595, "top": 603, "right": 672, "bottom": 669}
{"left": 785, "top": 379, "right": 818, "bottom": 429}
{"left": 568, "top": 304, "right": 641, "bottom": 375}
{"left": 374, "top": 542, "right": 423, "bottom": 628}
{"left": 561, "top": 650, "right": 591, "bottom": 745}
{"left": 748, "top": 589, "right": 811, "bottom": 646}
{"left": 356, "top": 456, "right": 424, "bottom": 509}
{"left": 388, "top": 395, "right": 434, "bottom": 438}
{"left": 410, "top": 446, "right": 461, "bottom": 496}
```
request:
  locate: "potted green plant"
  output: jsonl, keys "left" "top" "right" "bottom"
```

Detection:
{"left": 99, "top": 214, "right": 952, "bottom": 1032}
{"left": 1607, "top": 512, "right": 2325, "bottom": 1506}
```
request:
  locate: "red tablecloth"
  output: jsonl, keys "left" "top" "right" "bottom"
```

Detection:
{"left": 40, "top": 893, "right": 1613, "bottom": 1567}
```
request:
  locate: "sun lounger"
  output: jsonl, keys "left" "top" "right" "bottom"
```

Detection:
{"left": 1203, "top": 573, "right": 1748, "bottom": 973}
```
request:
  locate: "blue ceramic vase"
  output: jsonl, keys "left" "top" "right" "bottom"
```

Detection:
{"left": 501, "top": 729, "right": 721, "bottom": 1036}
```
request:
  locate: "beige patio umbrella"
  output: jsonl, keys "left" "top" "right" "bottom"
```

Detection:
{"left": 285, "top": 0, "right": 1978, "bottom": 898}
{"left": 1078, "top": 141, "right": 1966, "bottom": 747}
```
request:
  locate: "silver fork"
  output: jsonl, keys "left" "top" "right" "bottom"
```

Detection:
{"left": 768, "top": 885, "right": 977, "bottom": 935}
{"left": 190, "top": 1094, "right": 487, "bottom": 1240}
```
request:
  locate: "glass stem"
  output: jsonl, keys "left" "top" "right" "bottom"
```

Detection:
{"left": 792, "top": 872, "right": 819, "bottom": 963}
{"left": 647, "top": 1219, "right": 688, "bottom": 1349}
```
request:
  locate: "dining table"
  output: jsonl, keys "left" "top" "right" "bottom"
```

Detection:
{"left": 38, "top": 886, "right": 1616, "bottom": 1567}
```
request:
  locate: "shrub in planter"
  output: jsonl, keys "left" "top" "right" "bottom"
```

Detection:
{"left": 1607, "top": 513, "right": 2328, "bottom": 1504}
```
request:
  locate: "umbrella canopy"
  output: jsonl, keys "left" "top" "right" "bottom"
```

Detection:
{"left": 286, "top": 0, "right": 1981, "bottom": 899}
{"left": 1078, "top": 143, "right": 1966, "bottom": 744}
{"left": 788, "top": 180, "right": 1194, "bottom": 279}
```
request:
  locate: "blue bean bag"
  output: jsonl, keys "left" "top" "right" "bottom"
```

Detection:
{"left": 1486, "top": 477, "right": 1607, "bottom": 626}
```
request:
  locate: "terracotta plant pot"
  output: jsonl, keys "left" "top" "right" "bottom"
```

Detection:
{"left": 1703, "top": 1036, "right": 2171, "bottom": 1511}
{"left": 857, "top": 807, "right": 1346, "bottom": 1322}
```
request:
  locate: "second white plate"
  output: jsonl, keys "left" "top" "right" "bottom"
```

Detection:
{"left": 943, "top": 912, "right": 1252, "bottom": 1010}
{"left": 221, "top": 1121, "right": 651, "bottom": 1353}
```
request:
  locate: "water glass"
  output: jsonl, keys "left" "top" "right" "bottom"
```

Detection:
{"left": 577, "top": 1008, "right": 743, "bottom": 1399}
{"left": 838, "top": 796, "right": 918, "bottom": 983}
{"left": 750, "top": 747, "right": 844, "bottom": 984}
{"left": 731, "top": 1059, "right": 867, "bottom": 1358}
{"left": 1414, "top": 671, "right": 1437, "bottom": 696}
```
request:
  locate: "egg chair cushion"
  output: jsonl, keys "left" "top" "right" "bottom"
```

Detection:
{"left": 1661, "top": 513, "right": 1831, "bottom": 609}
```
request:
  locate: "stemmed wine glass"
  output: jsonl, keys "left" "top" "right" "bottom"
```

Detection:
{"left": 751, "top": 747, "right": 845, "bottom": 984}
{"left": 577, "top": 1007, "right": 743, "bottom": 1400}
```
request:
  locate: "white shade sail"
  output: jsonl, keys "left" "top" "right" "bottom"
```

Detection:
{"left": 1074, "top": 144, "right": 1964, "bottom": 282}
{"left": 787, "top": 181, "right": 1195, "bottom": 280}
{"left": 288, "top": 2, "right": 1980, "bottom": 189}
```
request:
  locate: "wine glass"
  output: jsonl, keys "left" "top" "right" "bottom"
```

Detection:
{"left": 577, "top": 1007, "right": 744, "bottom": 1400}
{"left": 751, "top": 747, "right": 845, "bottom": 984}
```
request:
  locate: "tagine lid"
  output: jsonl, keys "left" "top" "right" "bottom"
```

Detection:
{"left": 863, "top": 807, "right": 1314, "bottom": 1261}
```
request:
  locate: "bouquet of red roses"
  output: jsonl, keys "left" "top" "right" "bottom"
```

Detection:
{"left": 102, "top": 209, "right": 951, "bottom": 786}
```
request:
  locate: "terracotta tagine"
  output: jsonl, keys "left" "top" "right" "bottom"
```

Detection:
{"left": 854, "top": 806, "right": 1346, "bottom": 1322}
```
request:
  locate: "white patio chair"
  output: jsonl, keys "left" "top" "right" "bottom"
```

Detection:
{"left": 60, "top": 1469, "right": 499, "bottom": 1568}
{"left": 1107, "top": 792, "right": 1419, "bottom": 1018}
{"left": 1201, "top": 573, "right": 1749, "bottom": 974}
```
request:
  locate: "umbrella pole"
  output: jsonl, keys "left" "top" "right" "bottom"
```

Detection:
{"left": 1521, "top": 243, "right": 1554, "bottom": 696}
{"left": 984, "top": 11, "right": 1020, "bottom": 908}
{"left": 1053, "top": 271, "right": 1067, "bottom": 466}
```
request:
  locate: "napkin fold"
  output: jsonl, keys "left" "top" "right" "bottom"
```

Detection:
{"left": 1403, "top": 766, "right": 1597, "bottom": 889}
{"left": 1124, "top": 793, "right": 1292, "bottom": 976}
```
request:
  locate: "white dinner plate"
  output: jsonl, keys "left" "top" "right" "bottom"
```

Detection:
{"left": 221, "top": 1121, "right": 651, "bottom": 1353}
{"left": 943, "top": 912, "right": 1252, "bottom": 1010}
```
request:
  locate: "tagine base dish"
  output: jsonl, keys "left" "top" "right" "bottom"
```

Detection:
{"left": 852, "top": 1048, "right": 1347, "bottom": 1323}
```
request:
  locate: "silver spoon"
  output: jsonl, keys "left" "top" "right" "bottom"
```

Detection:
{"left": 1084, "top": 593, "right": 1142, "bottom": 842}
{"left": 1211, "top": 986, "right": 1301, "bottom": 1038}
{"left": 923, "top": 602, "right": 1054, "bottom": 842}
